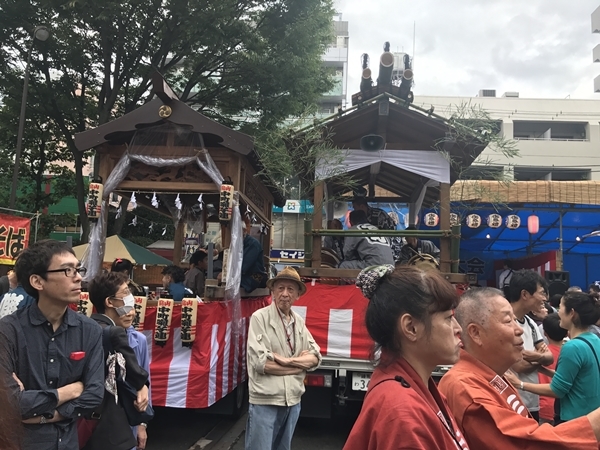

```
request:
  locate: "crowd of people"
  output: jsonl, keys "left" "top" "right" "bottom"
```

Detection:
{"left": 4, "top": 206, "right": 600, "bottom": 450}
{"left": 345, "top": 265, "right": 600, "bottom": 449}
{"left": 323, "top": 197, "right": 441, "bottom": 270}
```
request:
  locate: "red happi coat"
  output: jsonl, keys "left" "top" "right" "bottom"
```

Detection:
{"left": 343, "top": 354, "right": 469, "bottom": 450}
{"left": 439, "top": 350, "right": 599, "bottom": 450}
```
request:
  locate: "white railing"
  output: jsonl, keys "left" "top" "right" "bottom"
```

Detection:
{"left": 514, "top": 137, "right": 589, "bottom": 142}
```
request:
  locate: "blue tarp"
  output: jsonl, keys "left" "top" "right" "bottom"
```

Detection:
{"left": 427, "top": 203, "right": 600, "bottom": 288}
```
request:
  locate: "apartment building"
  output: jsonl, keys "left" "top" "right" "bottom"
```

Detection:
{"left": 414, "top": 92, "right": 600, "bottom": 181}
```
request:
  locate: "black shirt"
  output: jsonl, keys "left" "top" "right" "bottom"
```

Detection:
{"left": 0, "top": 302, "right": 104, "bottom": 450}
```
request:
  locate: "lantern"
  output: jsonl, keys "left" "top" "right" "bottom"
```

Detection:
{"left": 424, "top": 212, "right": 439, "bottom": 227}
{"left": 466, "top": 214, "right": 481, "bottom": 229}
{"left": 450, "top": 213, "right": 460, "bottom": 226}
{"left": 528, "top": 215, "right": 539, "bottom": 234}
{"left": 86, "top": 182, "right": 103, "bottom": 220}
{"left": 218, "top": 181, "right": 234, "bottom": 221}
{"left": 506, "top": 214, "right": 521, "bottom": 230}
{"left": 487, "top": 214, "right": 502, "bottom": 229}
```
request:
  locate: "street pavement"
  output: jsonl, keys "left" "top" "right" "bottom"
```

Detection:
{"left": 229, "top": 414, "right": 357, "bottom": 450}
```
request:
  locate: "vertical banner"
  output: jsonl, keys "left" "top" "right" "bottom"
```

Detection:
{"left": 0, "top": 214, "right": 31, "bottom": 265}
{"left": 133, "top": 295, "right": 148, "bottom": 331}
{"left": 180, "top": 296, "right": 198, "bottom": 347}
{"left": 154, "top": 298, "right": 174, "bottom": 346}
{"left": 77, "top": 290, "right": 93, "bottom": 317}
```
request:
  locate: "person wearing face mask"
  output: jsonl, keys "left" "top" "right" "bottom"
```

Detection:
{"left": 86, "top": 272, "right": 150, "bottom": 450}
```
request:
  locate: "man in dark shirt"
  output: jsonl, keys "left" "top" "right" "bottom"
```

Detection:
{"left": 241, "top": 220, "right": 267, "bottom": 293}
{"left": 184, "top": 250, "right": 208, "bottom": 297}
{"left": 0, "top": 240, "right": 104, "bottom": 450}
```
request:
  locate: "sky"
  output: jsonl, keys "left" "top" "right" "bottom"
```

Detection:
{"left": 335, "top": 0, "right": 600, "bottom": 100}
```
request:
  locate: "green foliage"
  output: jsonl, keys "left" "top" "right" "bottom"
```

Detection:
{"left": 0, "top": 0, "right": 336, "bottom": 238}
{"left": 433, "top": 102, "right": 520, "bottom": 217}
{"left": 254, "top": 110, "right": 357, "bottom": 211}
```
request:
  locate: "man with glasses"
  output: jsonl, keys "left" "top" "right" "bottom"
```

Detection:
{"left": 0, "top": 240, "right": 104, "bottom": 450}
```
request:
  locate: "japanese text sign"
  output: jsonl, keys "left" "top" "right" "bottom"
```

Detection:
{"left": 133, "top": 295, "right": 148, "bottom": 331}
{"left": 180, "top": 297, "right": 198, "bottom": 347}
{"left": 0, "top": 214, "right": 30, "bottom": 265}
{"left": 154, "top": 298, "right": 174, "bottom": 346}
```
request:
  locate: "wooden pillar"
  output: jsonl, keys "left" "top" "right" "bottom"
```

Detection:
{"left": 439, "top": 183, "right": 451, "bottom": 273}
{"left": 173, "top": 221, "right": 185, "bottom": 264}
{"left": 311, "top": 181, "right": 324, "bottom": 268}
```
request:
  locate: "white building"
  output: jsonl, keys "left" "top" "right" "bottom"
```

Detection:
{"left": 318, "top": 14, "right": 348, "bottom": 116}
{"left": 413, "top": 92, "right": 600, "bottom": 181}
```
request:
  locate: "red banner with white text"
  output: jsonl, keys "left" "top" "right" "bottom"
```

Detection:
{"left": 0, "top": 214, "right": 30, "bottom": 265}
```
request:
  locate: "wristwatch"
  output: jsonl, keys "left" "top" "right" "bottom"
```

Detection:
{"left": 40, "top": 416, "right": 47, "bottom": 424}
{"left": 139, "top": 422, "right": 148, "bottom": 428}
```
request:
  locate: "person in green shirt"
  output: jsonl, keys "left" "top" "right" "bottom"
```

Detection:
{"left": 506, "top": 290, "right": 600, "bottom": 422}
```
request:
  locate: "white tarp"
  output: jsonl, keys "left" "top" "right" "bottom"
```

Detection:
{"left": 315, "top": 149, "right": 450, "bottom": 184}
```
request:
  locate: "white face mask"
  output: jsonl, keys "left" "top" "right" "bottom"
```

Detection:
{"left": 114, "top": 293, "right": 135, "bottom": 317}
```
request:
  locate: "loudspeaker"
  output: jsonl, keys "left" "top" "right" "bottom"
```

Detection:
{"left": 545, "top": 271, "right": 570, "bottom": 297}
{"left": 360, "top": 134, "right": 385, "bottom": 151}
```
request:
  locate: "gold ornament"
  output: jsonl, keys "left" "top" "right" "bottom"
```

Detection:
{"left": 158, "top": 105, "right": 172, "bottom": 118}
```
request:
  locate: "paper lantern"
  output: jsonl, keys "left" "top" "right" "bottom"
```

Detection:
{"left": 450, "top": 213, "right": 460, "bottom": 226}
{"left": 424, "top": 212, "right": 439, "bottom": 227}
{"left": 466, "top": 214, "right": 481, "bottom": 229}
{"left": 86, "top": 182, "right": 103, "bottom": 220}
{"left": 506, "top": 214, "right": 520, "bottom": 230}
{"left": 528, "top": 215, "right": 539, "bottom": 234}
{"left": 487, "top": 214, "right": 502, "bottom": 229}
{"left": 218, "top": 181, "right": 234, "bottom": 221}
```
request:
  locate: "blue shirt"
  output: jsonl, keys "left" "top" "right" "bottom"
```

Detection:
{"left": 167, "top": 282, "right": 193, "bottom": 302}
{"left": 551, "top": 332, "right": 600, "bottom": 421}
{"left": 0, "top": 302, "right": 104, "bottom": 450}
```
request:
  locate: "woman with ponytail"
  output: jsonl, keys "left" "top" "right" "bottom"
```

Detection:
{"left": 506, "top": 291, "right": 600, "bottom": 422}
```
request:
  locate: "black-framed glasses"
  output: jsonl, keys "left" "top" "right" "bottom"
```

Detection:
{"left": 44, "top": 267, "right": 87, "bottom": 278}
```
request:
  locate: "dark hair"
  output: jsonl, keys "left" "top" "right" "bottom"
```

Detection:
{"left": 190, "top": 251, "right": 208, "bottom": 266}
{"left": 508, "top": 269, "right": 545, "bottom": 303}
{"left": 503, "top": 260, "right": 513, "bottom": 269}
{"left": 352, "top": 197, "right": 368, "bottom": 207}
{"left": 365, "top": 266, "right": 459, "bottom": 359}
{"left": 405, "top": 225, "right": 417, "bottom": 231}
{"left": 543, "top": 313, "right": 568, "bottom": 342}
{"left": 562, "top": 291, "right": 600, "bottom": 328}
{"left": 162, "top": 265, "right": 185, "bottom": 283}
{"left": 88, "top": 272, "right": 129, "bottom": 314}
{"left": 549, "top": 293, "right": 562, "bottom": 309}
{"left": 111, "top": 258, "right": 134, "bottom": 275}
{"left": 589, "top": 283, "right": 600, "bottom": 293}
{"left": 15, "top": 240, "right": 75, "bottom": 300}
{"left": 349, "top": 209, "right": 368, "bottom": 226}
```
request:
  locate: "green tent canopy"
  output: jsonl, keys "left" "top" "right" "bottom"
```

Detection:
{"left": 73, "top": 235, "right": 172, "bottom": 265}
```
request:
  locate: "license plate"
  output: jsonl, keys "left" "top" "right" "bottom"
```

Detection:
{"left": 351, "top": 372, "right": 371, "bottom": 391}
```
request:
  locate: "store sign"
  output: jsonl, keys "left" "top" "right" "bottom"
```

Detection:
{"left": 270, "top": 249, "right": 306, "bottom": 260}
{"left": 272, "top": 200, "right": 314, "bottom": 214}
{"left": 0, "top": 213, "right": 30, "bottom": 265}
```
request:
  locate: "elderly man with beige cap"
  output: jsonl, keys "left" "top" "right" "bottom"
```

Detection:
{"left": 245, "top": 267, "right": 321, "bottom": 450}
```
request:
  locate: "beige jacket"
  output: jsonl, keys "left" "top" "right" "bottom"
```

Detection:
{"left": 247, "top": 302, "right": 321, "bottom": 406}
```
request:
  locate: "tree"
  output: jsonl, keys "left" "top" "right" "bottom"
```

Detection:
{"left": 0, "top": 0, "right": 335, "bottom": 240}
{"left": 433, "top": 102, "right": 519, "bottom": 219}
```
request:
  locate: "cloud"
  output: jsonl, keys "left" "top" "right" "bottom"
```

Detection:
{"left": 335, "top": 0, "right": 600, "bottom": 99}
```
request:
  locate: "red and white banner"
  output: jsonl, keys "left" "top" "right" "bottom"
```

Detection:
{"left": 293, "top": 284, "right": 373, "bottom": 361}
{"left": 143, "top": 297, "right": 269, "bottom": 408}
{"left": 0, "top": 213, "right": 30, "bottom": 265}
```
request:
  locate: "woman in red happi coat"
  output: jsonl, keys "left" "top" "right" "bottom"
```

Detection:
{"left": 344, "top": 265, "right": 469, "bottom": 450}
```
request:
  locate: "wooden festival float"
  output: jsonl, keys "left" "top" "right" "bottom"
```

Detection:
{"left": 73, "top": 73, "right": 285, "bottom": 411}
